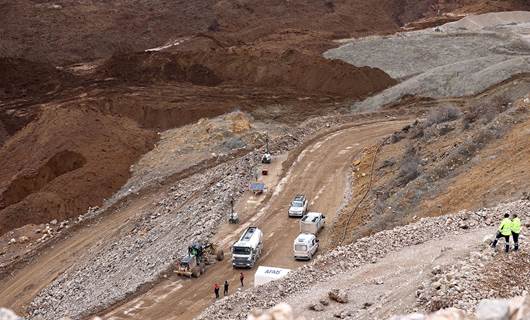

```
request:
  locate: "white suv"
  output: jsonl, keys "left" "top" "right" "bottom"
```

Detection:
{"left": 288, "top": 195, "right": 308, "bottom": 217}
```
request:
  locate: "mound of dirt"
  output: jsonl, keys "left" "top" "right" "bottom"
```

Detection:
{"left": 98, "top": 52, "right": 222, "bottom": 86}
{"left": 98, "top": 49, "right": 396, "bottom": 97}
{"left": 0, "top": 106, "right": 156, "bottom": 235}
{"left": 0, "top": 57, "right": 77, "bottom": 99}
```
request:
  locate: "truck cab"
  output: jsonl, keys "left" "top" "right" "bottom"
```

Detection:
{"left": 293, "top": 233, "right": 319, "bottom": 260}
{"left": 300, "top": 212, "right": 326, "bottom": 235}
{"left": 232, "top": 227, "right": 263, "bottom": 268}
{"left": 288, "top": 195, "right": 308, "bottom": 217}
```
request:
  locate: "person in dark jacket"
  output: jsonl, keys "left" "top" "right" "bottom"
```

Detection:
{"left": 240, "top": 272, "right": 245, "bottom": 287}
{"left": 224, "top": 280, "right": 229, "bottom": 296}
{"left": 214, "top": 283, "right": 220, "bottom": 299}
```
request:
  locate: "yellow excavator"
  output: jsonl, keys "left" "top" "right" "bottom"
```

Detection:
{"left": 175, "top": 242, "right": 224, "bottom": 278}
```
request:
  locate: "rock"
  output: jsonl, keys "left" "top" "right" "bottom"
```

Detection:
{"left": 308, "top": 303, "right": 324, "bottom": 311}
{"left": 50, "top": 219, "right": 58, "bottom": 225}
{"left": 482, "top": 235, "right": 493, "bottom": 245}
{"left": 8, "top": 238, "right": 16, "bottom": 245}
{"left": 248, "top": 303, "right": 297, "bottom": 320}
{"left": 516, "top": 295, "right": 530, "bottom": 319}
{"left": 319, "top": 298, "right": 330, "bottom": 306}
{"left": 432, "top": 265, "right": 442, "bottom": 275}
{"left": 329, "top": 289, "right": 349, "bottom": 303}
{"left": 389, "top": 314, "right": 426, "bottom": 320}
{"left": 476, "top": 299, "right": 510, "bottom": 320}
{"left": 429, "top": 308, "right": 465, "bottom": 320}
{"left": 18, "top": 236, "right": 29, "bottom": 243}
{"left": 0, "top": 308, "right": 22, "bottom": 320}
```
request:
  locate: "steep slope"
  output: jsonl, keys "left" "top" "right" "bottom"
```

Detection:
{"left": 330, "top": 80, "right": 530, "bottom": 245}
{"left": 0, "top": 106, "right": 156, "bottom": 235}
{"left": 2, "top": 0, "right": 529, "bottom": 64}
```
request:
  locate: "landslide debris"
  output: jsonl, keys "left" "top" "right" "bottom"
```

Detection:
{"left": 97, "top": 48, "right": 396, "bottom": 96}
{"left": 3, "top": 0, "right": 529, "bottom": 64}
{"left": 0, "top": 106, "right": 156, "bottom": 235}
{"left": 0, "top": 57, "right": 77, "bottom": 100}
{"left": 324, "top": 11, "right": 530, "bottom": 111}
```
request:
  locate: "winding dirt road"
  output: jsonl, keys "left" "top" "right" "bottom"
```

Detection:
{"left": 103, "top": 120, "right": 410, "bottom": 320}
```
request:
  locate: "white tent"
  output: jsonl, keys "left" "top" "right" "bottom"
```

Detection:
{"left": 254, "top": 266, "right": 291, "bottom": 287}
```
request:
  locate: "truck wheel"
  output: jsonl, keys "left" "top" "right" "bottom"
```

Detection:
{"left": 216, "top": 249, "right": 224, "bottom": 261}
{"left": 191, "top": 266, "right": 201, "bottom": 278}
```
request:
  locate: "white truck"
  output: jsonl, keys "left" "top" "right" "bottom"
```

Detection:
{"left": 254, "top": 266, "right": 291, "bottom": 287}
{"left": 293, "top": 233, "right": 319, "bottom": 260}
{"left": 232, "top": 227, "right": 263, "bottom": 268}
{"left": 299, "top": 212, "right": 326, "bottom": 234}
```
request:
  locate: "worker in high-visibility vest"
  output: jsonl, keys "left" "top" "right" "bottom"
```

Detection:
{"left": 491, "top": 213, "right": 512, "bottom": 253}
{"left": 511, "top": 213, "right": 522, "bottom": 251}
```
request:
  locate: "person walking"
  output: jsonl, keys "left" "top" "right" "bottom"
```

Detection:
{"left": 224, "top": 280, "right": 229, "bottom": 296}
{"left": 491, "top": 213, "right": 512, "bottom": 253}
{"left": 240, "top": 272, "right": 245, "bottom": 287}
{"left": 511, "top": 213, "right": 521, "bottom": 251}
{"left": 214, "top": 283, "right": 220, "bottom": 299}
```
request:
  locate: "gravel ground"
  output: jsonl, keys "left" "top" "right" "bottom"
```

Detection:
{"left": 323, "top": 11, "right": 530, "bottom": 111}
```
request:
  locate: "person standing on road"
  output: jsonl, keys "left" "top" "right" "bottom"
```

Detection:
{"left": 491, "top": 213, "right": 512, "bottom": 253}
{"left": 214, "top": 283, "right": 220, "bottom": 299}
{"left": 224, "top": 280, "right": 229, "bottom": 296}
{"left": 511, "top": 213, "right": 521, "bottom": 251}
{"left": 240, "top": 272, "right": 245, "bottom": 287}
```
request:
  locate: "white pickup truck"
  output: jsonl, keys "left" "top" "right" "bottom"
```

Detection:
{"left": 288, "top": 195, "right": 308, "bottom": 217}
{"left": 299, "top": 212, "right": 325, "bottom": 234}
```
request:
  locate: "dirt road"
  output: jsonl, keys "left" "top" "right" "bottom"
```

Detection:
{"left": 286, "top": 227, "right": 494, "bottom": 319}
{"left": 103, "top": 120, "right": 410, "bottom": 320}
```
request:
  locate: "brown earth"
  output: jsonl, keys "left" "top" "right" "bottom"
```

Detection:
{"left": 0, "top": 39, "right": 397, "bottom": 237}
{"left": 0, "top": 106, "right": 157, "bottom": 235}
{"left": 2, "top": 0, "right": 529, "bottom": 65}
{"left": 97, "top": 49, "right": 396, "bottom": 96}
{"left": 330, "top": 76, "right": 530, "bottom": 245}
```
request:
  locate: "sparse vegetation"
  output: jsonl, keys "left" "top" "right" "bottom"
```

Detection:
{"left": 396, "top": 146, "right": 421, "bottom": 186}
{"left": 425, "top": 105, "right": 462, "bottom": 128}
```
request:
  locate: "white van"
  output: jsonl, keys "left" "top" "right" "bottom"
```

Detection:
{"left": 300, "top": 212, "right": 325, "bottom": 234}
{"left": 293, "top": 233, "right": 319, "bottom": 260}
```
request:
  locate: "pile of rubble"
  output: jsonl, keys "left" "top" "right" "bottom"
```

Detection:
{"left": 28, "top": 153, "right": 257, "bottom": 319}
{"left": 416, "top": 236, "right": 530, "bottom": 312}
{"left": 393, "top": 295, "right": 530, "bottom": 320}
{"left": 198, "top": 200, "right": 530, "bottom": 319}
{"left": 250, "top": 295, "right": 530, "bottom": 320}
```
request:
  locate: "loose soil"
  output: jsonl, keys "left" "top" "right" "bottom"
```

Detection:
{"left": 2, "top": 0, "right": 528, "bottom": 64}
